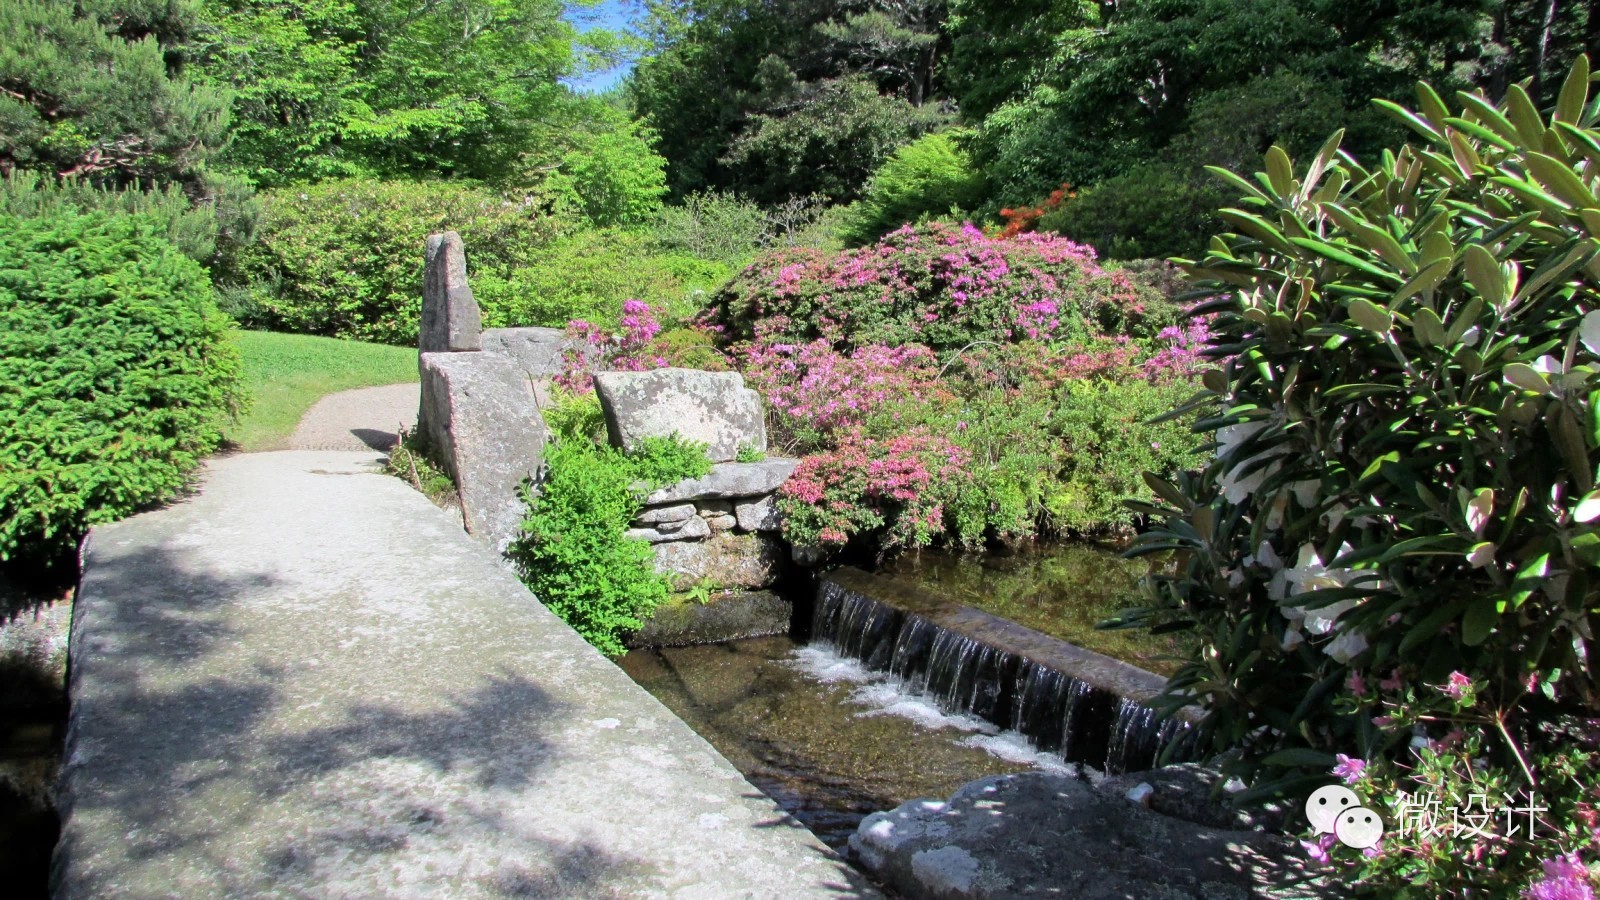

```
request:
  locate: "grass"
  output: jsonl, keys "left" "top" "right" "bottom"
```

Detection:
{"left": 230, "top": 330, "right": 418, "bottom": 451}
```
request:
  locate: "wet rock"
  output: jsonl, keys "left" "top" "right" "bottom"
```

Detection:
{"left": 418, "top": 352, "right": 548, "bottom": 555}
{"left": 1095, "top": 763, "right": 1292, "bottom": 833}
{"left": 641, "top": 459, "right": 798, "bottom": 505}
{"left": 653, "top": 533, "right": 786, "bottom": 591}
{"left": 735, "top": 496, "right": 781, "bottom": 532}
{"left": 594, "top": 369, "right": 766, "bottom": 463}
{"left": 627, "top": 590, "right": 793, "bottom": 648}
{"left": 850, "top": 771, "right": 1327, "bottom": 899}
{"left": 418, "top": 232, "right": 482, "bottom": 353}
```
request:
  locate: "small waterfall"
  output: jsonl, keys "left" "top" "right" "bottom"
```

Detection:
{"left": 813, "top": 571, "right": 1192, "bottom": 775}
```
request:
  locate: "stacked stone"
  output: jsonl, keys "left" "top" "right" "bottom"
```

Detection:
{"left": 594, "top": 370, "right": 799, "bottom": 592}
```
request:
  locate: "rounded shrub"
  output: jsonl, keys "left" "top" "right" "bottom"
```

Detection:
{"left": 702, "top": 221, "right": 1178, "bottom": 355}
{"left": 1127, "top": 60, "right": 1600, "bottom": 895}
{"left": 224, "top": 178, "right": 558, "bottom": 344}
{"left": 838, "top": 130, "right": 987, "bottom": 246}
{"left": 0, "top": 212, "right": 242, "bottom": 560}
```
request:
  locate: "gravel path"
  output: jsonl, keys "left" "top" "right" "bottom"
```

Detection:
{"left": 287, "top": 382, "right": 419, "bottom": 452}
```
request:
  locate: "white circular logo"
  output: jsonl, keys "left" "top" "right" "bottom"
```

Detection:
{"left": 1334, "top": 806, "right": 1385, "bottom": 849}
{"left": 1305, "top": 784, "right": 1361, "bottom": 835}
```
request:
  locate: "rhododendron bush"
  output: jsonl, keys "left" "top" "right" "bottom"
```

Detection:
{"left": 698, "top": 222, "right": 1209, "bottom": 550}
{"left": 1120, "top": 63, "right": 1600, "bottom": 896}
{"left": 701, "top": 221, "right": 1180, "bottom": 352}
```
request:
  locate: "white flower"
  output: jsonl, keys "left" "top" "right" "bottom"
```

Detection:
{"left": 1323, "top": 629, "right": 1369, "bottom": 663}
{"left": 1581, "top": 310, "right": 1600, "bottom": 356}
{"left": 1280, "top": 543, "right": 1361, "bottom": 634}
{"left": 1282, "top": 625, "right": 1305, "bottom": 650}
{"left": 1216, "top": 421, "right": 1287, "bottom": 504}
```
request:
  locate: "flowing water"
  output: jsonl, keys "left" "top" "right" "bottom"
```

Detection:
{"left": 618, "top": 636, "right": 1068, "bottom": 849}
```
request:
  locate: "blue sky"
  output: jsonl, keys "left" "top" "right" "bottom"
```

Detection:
{"left": 565, "top": 0, "right": 639, "bottom": 95}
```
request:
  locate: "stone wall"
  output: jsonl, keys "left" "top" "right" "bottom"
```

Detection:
{"left": 414, "top": 232, "right": 801, "bottom": 609}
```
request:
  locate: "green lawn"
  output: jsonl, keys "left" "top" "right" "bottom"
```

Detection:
{"left": 230, "top": 330, "right": 418, "bottom": 451}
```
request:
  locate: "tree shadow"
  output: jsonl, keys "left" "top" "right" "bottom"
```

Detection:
{"left": 57, "top": 540, "right": 661, "bottom": 896}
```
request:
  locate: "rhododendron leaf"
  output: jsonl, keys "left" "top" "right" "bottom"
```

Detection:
{"left": 1466, "top": 488, "right": 1494, "bottom": 536}
{"left": 1348, "top": 299, "right": 1393, "bottom": 333}
{"left": 1466, "top": 541, "right": 1495, "bottom": 567}
{"left": 1508, "top": 553, "right": 1550, "bottom": 609}
{"left": 1401, "top": 601, "right": 1468, "bottom": 653}
{"left": 1462, "top": 596, "right": 1498, "bottom": 645}
{"left": 1580, "top": 310, "right": 1600, "bottom": 356}
{"left": 1374, "top": 98, "right": 1443, "bottom": 143}
{"left": 1556, "top": 53, "right": 1591, "bottom": 123}
{"left": 1502, "top": 363, "right": 1550, "bottom": 394}
{"left": 1575, "top": 490, "right": 1600, "bottom": 523}
{"left": 1260, "top": 748, "right": 1336, "bottom": 768}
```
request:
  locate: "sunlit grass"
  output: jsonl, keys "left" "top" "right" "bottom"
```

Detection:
{"left": 229, "top": 331, "right": 417, "bottom": 451}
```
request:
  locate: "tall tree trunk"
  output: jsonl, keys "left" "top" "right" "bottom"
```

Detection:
{"left": 1534, "top": 0, "right": 1562, "bottom": 97}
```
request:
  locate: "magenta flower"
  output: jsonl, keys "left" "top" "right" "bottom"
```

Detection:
{"left": 1441, "top": 671, "right": 1472, "bottom": 701}
{"left": 1301, "top": 833, "right": 1336, "bottom": 866}
{"left": 1523, "top": 853, "right": 1596, "bottom": 900}
{"left": 1346, "top": 671, "right": 1368, "bottom": 698}
{"left": 1332, "top": 754, "right": 1366, "bottom": 785}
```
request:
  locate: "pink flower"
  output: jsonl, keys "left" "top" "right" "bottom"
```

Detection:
{"left": 1441, "top": 671, "right": 1472, "bottom": 701}
{"left": 1379, "top": 670, "right": 1405, "bottom": 692}
{"left": 1346, "top": 671, "right": 1368, "bottom": 699}
{"left": 1523, "top": 853, "right": 1596, "bottom": 900}
{"left": 1301, "top": 833, "right": 1336, "bottom": 866}
{"left": 1332, "top": 754, "right": 1366, "bottom": 785}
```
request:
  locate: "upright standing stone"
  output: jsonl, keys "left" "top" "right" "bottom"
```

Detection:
{"left": 592, "top": 368, "right": 767, "bottom": 463}
{"left": 419, "top": 352, "right": 548, "bottom": 555}
{"left": 418, "top": 231, "right": 482, "bottom": 354}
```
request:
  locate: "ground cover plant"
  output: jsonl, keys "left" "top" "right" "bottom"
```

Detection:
{"left": 509, "top": 393, "right": 712, "bottom": 656}
{"left": 231, "top": 331, "right": 418, "bottom": 451}
{"left": 0, "top": 212, "right": 241, "bottom": 562}
{"left": 1120, "top": 59, "right": 1600, "bottom": 896}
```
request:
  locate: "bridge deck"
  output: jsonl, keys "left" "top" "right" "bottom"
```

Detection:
{"left": 56, "top": 451, "right": 870, "bottom": 898}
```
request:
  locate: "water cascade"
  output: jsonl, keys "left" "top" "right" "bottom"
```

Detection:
{"left": 812, "top": 568, "right": 1196, "bottom": 774}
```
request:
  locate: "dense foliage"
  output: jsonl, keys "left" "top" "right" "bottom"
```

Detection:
{"left": 195, "top": 0, "right": 579, "bottom": 185}
{"left": 630, "top": 0, "right": 949, "bottom": 204}
{"left": 1123, "top": 62, "right": 1600, "bottom": 894}
{"left": 703, "top": 221, "right": 1178, "bottom": 351}
{"left": 0, "top": 212, "right": 241, "bottom": 560}
{"left": 223, "top": 178, "right": 557, "bottom": 342}
{"left": 838, "top": 130, "right": 985, "bottom": 246}
{"left": 695, "top": 223, "right": 1206, "bottom": 552}
{"left": 510, "top": 425, "right": 712, "bottom": 656}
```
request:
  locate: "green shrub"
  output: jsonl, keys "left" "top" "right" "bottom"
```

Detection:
{"left": 225, "top": 178, "right": 558, "bottom": 344}
{"left": 651, "top": 190, "right": 772, "bottom": 265}
{"left": 1037, "top": 161, "right": 1231, "bottom": 261}
{"left": 510, "top": 431, "right": 711, "bottom": 655}
{"left": 490, "top": 228, "right": 732, "bottom": 330}
{"left": 0, "top": 212, "right": 241, "bottom": 560}
{"left": 0, "top": 170, "right": 262, "bottom": 266}
{"left": 839, "top": 131, "right": 987, "bottom": 246}
{"left": 1125, "top": 61, "right": 1600, "bottom": 894}
{"left": 541, "top": 110, "right": 669, "bottom": 229}
{"left": 1050, "top": 378, "right": 1205, "bottom": 533}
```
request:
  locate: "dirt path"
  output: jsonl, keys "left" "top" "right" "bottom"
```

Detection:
{"left": 287, "top": 382, "right": 419, "bottom": 452}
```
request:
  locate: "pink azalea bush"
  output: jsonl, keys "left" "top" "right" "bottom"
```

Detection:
{"left": 701, "top": 221, "right": 1178, "bottom": 352}
{"left": 554, "top": 299, "right": 671, "bottom": 392}
{"left": 779, "top": 429, "right": 968, "bottom": 551}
